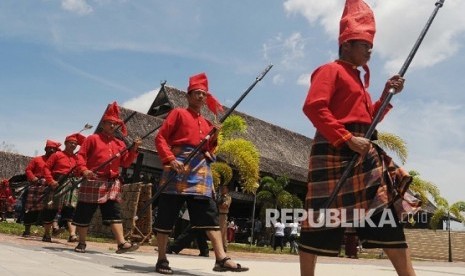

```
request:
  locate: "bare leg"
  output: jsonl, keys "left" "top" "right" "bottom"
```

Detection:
{"left": 299, "top": 251, "right": 317, "bottom": 276}
{"left": 43, "top": 222, "right": 52, "bottom": 237}
{"left": 67, "top": 221, "right": 76, "bottom": 237}
{"left": 76, "top": 225, "right": 88, "bottom": 244}
{"left": 110, "top": 223, "right": 126, "bottom": 244}
{"left": 383, "top": 248, "right": 416, "bottom": 276}
{"left": 156, "top": 232, "right": 169, "bottom": 261}
{"left": 207, "top": 229, "right": 242, "bottom": 268}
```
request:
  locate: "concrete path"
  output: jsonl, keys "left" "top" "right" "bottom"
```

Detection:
{"left": 0, "top": 233, "right": 464, "bottom": 275}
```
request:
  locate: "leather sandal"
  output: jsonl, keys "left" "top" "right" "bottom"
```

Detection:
{"left": 68, "top": 235, "right": 78, "bottom": 242}
{"left": 42, "top": 235, "right": 52, "bottom": 243}
{"left": 213, "top": 257, "right": 249, "bottom": 272}
{"left": 115, "top": 241, "right": 139, "bottom": 254}
{"left": 155, "top": 259, "right": 173, "bottom": 275}
{"left": 74, "top": 242, "right": 86, "bottom": 253}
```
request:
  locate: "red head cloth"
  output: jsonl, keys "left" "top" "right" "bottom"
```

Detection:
{"left": 65, "top": 133, "right": 86, "bottom": 146}
{"left": 339, "top": 0, "right": 376, "bottom": 46}
{"left": 102, "top": 101, "right": 127, "bottom": 136}
{"left": 45, "top": 140, "right": 62, "bottom": 150}
{"left": 187, "top": 72, "right": 224, "bottom": 115}
{"left": 1, "top": 179, "right": 8, "bottom": 186}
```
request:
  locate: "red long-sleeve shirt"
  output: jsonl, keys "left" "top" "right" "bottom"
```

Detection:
{"left": 77, "top": 133, "right": 138, "bottom": 179}
{"left": 155, "top": 108, "right": 217, "bottom": 164}
{"left": 43, "top": 151, "right": 78, "bottom": 184}
{"left": 25, "top": 155, "right": 48, "bottom": 181}
{"left": 302, "top": 60, "right": 391, "bottom": 146}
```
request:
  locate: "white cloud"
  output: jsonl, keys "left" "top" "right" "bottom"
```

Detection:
{"left": 121, "top": 89, "right": 160, "bottom": 114}
{"left": 297, "top": 73, "right": 310, "bottom": 86}
{"left": 61, "top": 0, "right": 93, "bottom": 15}
{"left": 272, "top": 74, "right": 285, "bottom": 85}
{"left": 379, "top": 100, "right": 465, "bottom": 203}
{"left": 283, "top": 0, "right": 465, "bottom": 74}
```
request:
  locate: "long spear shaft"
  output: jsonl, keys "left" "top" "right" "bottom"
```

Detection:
{"left": 321, "top": 0, "right": 446, "bottom": 212}
{"left": 49, "top": 87, "right": 167, "bottom": 204}
{"left": 135, "top": 64, "right": 273, "bottom": 220}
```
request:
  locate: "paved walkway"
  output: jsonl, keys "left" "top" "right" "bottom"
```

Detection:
{"left": 1, "top": 233, "right": 464, "bottom": 275}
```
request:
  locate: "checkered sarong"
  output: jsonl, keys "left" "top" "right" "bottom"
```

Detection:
{"left": 77, "top": 178, "right": 121, "bottom": 204}
{"left": 301, "top": 124, "right": 421, "bottom": 231}
{"left": 25, "top": 183, "right": 47, "bottom": 212}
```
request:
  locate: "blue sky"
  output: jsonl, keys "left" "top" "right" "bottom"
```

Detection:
{"left": 1, "top": 0, "right": 465, "bottom": 212}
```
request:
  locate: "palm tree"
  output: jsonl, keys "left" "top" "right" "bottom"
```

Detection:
{"left": 430, "top": 197, "right": 465, "bottom": 262}
{"left": 375, "top": 131, "right": 408, "bottom": 164}
{"left": 212, "top": 115, "right": 260, "bottom": 193}
{"left": 408, "top": 170, "right": 442, "bottom": 209}
{"left": 256, "top": 175, "right": 302, "bottom": 245}
{"left": 256, "top": 175, "right": 302, "bottom": 216}
{"left": 430, "top": 199, "right": 465, "bottom": 229}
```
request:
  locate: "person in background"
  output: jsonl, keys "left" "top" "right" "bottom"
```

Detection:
{"left": 22, "top": 140, "right": 61, "bottom": 237}
{"left": 288, "top": 219, "right": 299, "bottom": 254}
{"left": 0, "top": 179, "right": 15, "bottom": 221}
{"left": 273, "top": 218, "right": 285, "bottom": 252}
{"left": 217, "top": 185, "right": 232, "bottom": 252}
{"left": 43, "top": 132, "right": 86, "bottom": 243}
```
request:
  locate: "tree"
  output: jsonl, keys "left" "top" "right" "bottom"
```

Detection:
{"left": 375, "top": 131, "right": 408, "bottom": 164}
{"left": 213, "top": 115, "right": 260, "bottom": 193}
{"left": 256, "top": 175, "right": 302, "bottom": 213}
{"left": 430, "top": 197, "right": 465, "bottom": 262}
{"left": 0, "top": 141, "right": 18, "bottom": 153}
{"left": 408, "top": 170, "right": 443, "bottom": 209}
{"left": 430, "top": 199, "right": 465, "bottom": 230}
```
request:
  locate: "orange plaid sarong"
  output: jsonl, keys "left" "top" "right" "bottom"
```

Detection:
{"left": 301, "top": 124, "right": 421, "bottom": 231}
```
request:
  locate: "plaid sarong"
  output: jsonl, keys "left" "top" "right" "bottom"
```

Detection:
{"left": 25, "top": 183, "right": 47, "bottom": 212}
{"left": 159, "top": 146, "right": 214, "bottom": 198}
{"left": 302, "top": 124, "right": 421, "bottom": 231}
{"left": 77, "top": 178, "right": 121, "bottom": 204}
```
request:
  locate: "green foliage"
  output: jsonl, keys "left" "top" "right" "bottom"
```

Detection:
{"left": 408, "top": 171, "right": 442, "bottom": 208}
{"left": 211, "top": 162, "right": 233, "bottom": 189}
{"left": 213, "top": 115, "right": 260, "bottom": 193}
{"left": 430, "top": 198, "right": 465, "bottom": 230}
{"left": 375, "top": 132, "right": 408, "bottom": 164}
{"left": 257, "top": 175, "right": 302, "bottom": 216}
{"left": 220, "top": 115, "right": 247, "bottom": 140}
{"left": 217, "top": 139, "right": 260, "bottom": 193}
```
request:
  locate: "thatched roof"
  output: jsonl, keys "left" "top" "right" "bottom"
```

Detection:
{"left": 147, "top": 85, "right": 312, "bottom": 183}
{"left": 0, "top": 151, "right": 32, "bottom": 180}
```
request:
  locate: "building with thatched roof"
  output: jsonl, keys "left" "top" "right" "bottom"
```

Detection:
{"left": 0, "top": 84, "right": 453, "bottom": 232}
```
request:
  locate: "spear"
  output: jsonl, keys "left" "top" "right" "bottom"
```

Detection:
{"left": 50, "top": 82, "right": 168, "bottom": 204}
{"left": 134, "top": 64, "right": 273, "bottom": 220}
{"left": 319, "top": 0, "right": 446, "bottom": 220}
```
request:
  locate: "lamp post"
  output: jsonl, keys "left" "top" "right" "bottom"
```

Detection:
{"left": 448, "top": 211, "right": 453, "bottom": 262}
{"left": 249, "top": 192, "right": 257, "bottom": 247}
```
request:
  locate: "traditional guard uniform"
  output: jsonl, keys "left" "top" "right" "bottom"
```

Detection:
{"left": 299, "top": 0, "right": 420, "bottom": 256}
{"left": 0, "top": 179, "right": 15, "bottom": 221}
{"left": 22, "top": 140, "right": 61, "bottom": 235}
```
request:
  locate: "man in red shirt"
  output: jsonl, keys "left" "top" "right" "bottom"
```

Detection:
{"left": 73, "top": 102, "right": 141, "bottom": 254}
{"left": 0, "top": 179, "right": 15, "bottom": 221}
{"left": 42, "top": 132, "right": 85, "bottom": 243}
{"left": 299, "top": 1, "right": 417, "bottom": 276}
{"left": 153, "top": 73, "right": 248, "bottom": 274}
{"left": 22, "top": 140, "right": 61, "bottom": 237}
